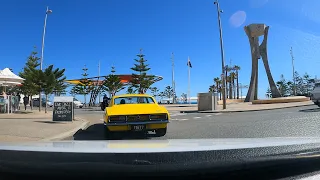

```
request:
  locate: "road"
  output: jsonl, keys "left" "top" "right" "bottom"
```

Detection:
{"left": 67, "top": 105, "right": 320, "bottom": 140}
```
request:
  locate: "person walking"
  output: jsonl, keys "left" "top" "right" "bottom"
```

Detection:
{"left": 101, "top": 94, "right": 110, "bottom": 111}
{"left": 17, "top": 93, "right": 21, "bottom": 110}
{"left": 23, "top": 96, "right": 29, "bottom": 111}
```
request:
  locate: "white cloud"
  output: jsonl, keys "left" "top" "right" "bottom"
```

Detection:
{"left": 229, "top": 11, "right": 247, "bottom": 28}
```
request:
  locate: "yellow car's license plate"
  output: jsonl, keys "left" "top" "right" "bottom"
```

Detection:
{"left": 131, "top": 125, "right": 145, "bottom": 131}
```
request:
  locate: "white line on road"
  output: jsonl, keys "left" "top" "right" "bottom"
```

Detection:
{"left": 170, "top": 118, "right": 189, "bottom": 121}
{"left": 170, "top": 113, "right": 186, "bottom": 117}
{"left": 177, "top": 119, "right": 189, "bottom": 121}
{"left": 194, "top": 117, "right": 201, "bottom": 119}
{"left": 206, "top": 115, "right": 212, "bottom": 117}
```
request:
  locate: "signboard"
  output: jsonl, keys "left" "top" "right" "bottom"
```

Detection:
{"left": 53, "top": 96, "right": 74, "bottom": 121}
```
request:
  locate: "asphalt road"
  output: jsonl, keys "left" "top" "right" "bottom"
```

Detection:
{"left": 67, "top": 105, "right": 320, "bottom": 140}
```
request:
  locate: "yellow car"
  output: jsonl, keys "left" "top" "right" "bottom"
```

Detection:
{"left": 103, "top": 94, "right": 170, "bottom": 137}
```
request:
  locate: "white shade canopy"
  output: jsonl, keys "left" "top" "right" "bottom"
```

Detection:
{"left": 0, "top": 81, "right": 22, "bottom": 87}
{"left": 0, "top": 68, "right": 24, "bottom": 83}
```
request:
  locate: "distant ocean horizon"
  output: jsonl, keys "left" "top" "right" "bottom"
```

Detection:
{"left": 177, "top": 102, "right": 197, "bottom": 104}
{"left": 159, "top": 101, "right": 198, "bottom": 104}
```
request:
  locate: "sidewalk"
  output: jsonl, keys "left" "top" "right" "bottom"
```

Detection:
{"left": 163, "top": 101, "right": 314, "bottom": 113}
{"left": 0, "top": 110, "right": 89, "bottom": 142}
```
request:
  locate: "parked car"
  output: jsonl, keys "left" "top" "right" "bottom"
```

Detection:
{"left": 73, "top": 98, "right": 83, "bottom": 108}
{"left": 311, "top": 82, "right": 320, "bottom": 106}
{"left": 32, "top": 98, "right": 53, "bottom": 107}
{"left": 32, "top": 98, "right": 46, "bottom": 107}
{"left": 47, "top": 101, "right": 53, "bottom": 107}
{"left": 103, "top": 94, "right": 170, "bottom": 137}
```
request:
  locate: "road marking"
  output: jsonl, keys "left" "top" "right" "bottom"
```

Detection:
{"left": 170, "top": 113, "right": 186, "bottom": 117}
{"left": 177, "top": 119, "right": 189, "bottom": 121}
{"left": 170, "top": 118, "right": 189, "bottom": 121}
{"left": 206, "top": 115, "right": 212, "bottom": 117}
{"left": 215, "top": 113, "right": 222, "bottom": 115}
{"left": 194, "top": 117, "right": 201, "bottom": 119}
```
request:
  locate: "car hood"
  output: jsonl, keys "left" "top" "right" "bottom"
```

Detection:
{"left": 106, "top": 104, "right": 168, "bottom": 116}
{"left": 1, "top": 137, "right": 320, "bottom": 153}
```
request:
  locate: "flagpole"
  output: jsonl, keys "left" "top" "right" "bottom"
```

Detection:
{"left": 188, "top": 57, "right": 191, "bottom": 104}
{"left": 98, "top": 60, "right": 101, "bottom": 103}
{"left": 171, "top": 52, "right": 175, "bottom": 104}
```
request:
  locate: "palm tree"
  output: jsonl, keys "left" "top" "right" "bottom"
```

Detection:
{"left": 225, "top": 65, "right": 232, "bottom": 98}
{"left": 103, "top": 66, "right": 125, "bottom": 97}
{"left": 126, "top": 87, "right": 137, "bottom": 94}
{"left": 230, "top": 72, "right": 236, "bottom": 99}
{"left": 226, "top": 75, "right": 231, "bottom": 99}
{"left": 209, "top": 85, "right": 216, "bottom": 93}
{"left": 233, "top": 65, "right": 241, "bottom": 99}
{"left": 213, "top": 77, "right": 221, "bottom": 100}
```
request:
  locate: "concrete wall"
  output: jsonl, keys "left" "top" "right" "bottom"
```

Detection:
{"left": 252, "top": 96, "right": 310, "bottom": 104}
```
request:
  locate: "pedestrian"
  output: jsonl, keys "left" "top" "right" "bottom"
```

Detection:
{"left": 23, "top": 96, "right": 29, "bottom": 111}
{"left": 103, "top": 94, "right": 109, "bottom": 107}
{"left": 17, "top": 93, "right": 21, "bottom": 110}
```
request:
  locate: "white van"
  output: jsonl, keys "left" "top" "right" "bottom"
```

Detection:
{"left": 73, "top": 98, "right": 83, "bottom": 108}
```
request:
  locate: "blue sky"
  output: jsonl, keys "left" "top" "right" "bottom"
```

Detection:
{"left": 1, "top": 0, "right": 320, "bottom": 101}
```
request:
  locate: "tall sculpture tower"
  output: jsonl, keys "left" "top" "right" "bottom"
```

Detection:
{"left": 244, "top": 24, "right": 281, "bottom": 102}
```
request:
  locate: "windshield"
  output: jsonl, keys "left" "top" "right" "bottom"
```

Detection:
{"left": 114, "top": 97, "right": 155, "bottom": 105}
{"left": 0, "top": 0, "right": 318, "bottom": 153}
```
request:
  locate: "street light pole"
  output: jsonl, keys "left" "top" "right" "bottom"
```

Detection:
{"left": 290, "top": 47, "right": 296, "bottom": 96}
{"left": 98, "top": 60, "right": 101, "bottom": 104}
{"left": 40, "top": 6, "right": 52, "bottom": 70}
{"left": 39, "top": 6, "right": 52, "bottom": 112}
{"left": 214, "top": 0, "right": 227, "bottom": 109}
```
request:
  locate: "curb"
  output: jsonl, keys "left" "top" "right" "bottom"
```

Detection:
{"left": 40, "top": 117, "right": 90, "bottom": 141}
{"left": 179, "top": 103, "right": 314, "bottom": 114}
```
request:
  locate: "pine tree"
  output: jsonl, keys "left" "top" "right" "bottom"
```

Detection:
{"left": 150, "top": 87, "right": 159, "bottom": 97}
{"left": 103, "top": 66, "right": 124, "bottom": 97}
{"left": 129, "top": 49, "right": 156, "bottom": 94}
{"left": 266, "top": 87, "right": 272, "bottom": 98}
{"left": 52, "top": 68, "right": 67, "bottom": 96}
{"left": 70, "top": 86, "right": 77, "bottom": 97}
{"left": 164, "top": 86, "right": 174, "bottom": 99}
{"left": 74, "top": 65, "right": 93, "bottom": 107}
{"left": 19, "top": 47, "right": 41, "bottom": 110}
{"left": 42, "top": 65, "right": 56, "bottom": 113}
{"left": 276, "top": 74, "right": 289, "bottom": 97}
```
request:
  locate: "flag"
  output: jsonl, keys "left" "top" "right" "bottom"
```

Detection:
{"left": 187, "top": 57, "right": 192, "bottom": 68}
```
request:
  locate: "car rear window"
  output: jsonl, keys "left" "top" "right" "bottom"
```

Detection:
{"left": 114, "top": 97, "right": 155, "bottom": 105}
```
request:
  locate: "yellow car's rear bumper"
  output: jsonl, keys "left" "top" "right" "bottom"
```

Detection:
{"left": 104, "top": 120, "right": 169, "bottom": 132}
